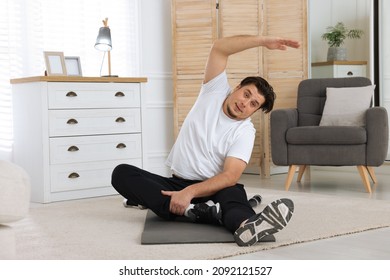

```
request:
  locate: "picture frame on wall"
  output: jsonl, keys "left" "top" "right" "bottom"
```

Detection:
{"left": 43, "top": 51, "right": 67, "bottom": 76}
{"left": 64, "top": 56, "right": 83, "bottom": 76}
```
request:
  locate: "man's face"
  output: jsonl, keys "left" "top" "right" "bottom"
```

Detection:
{"left": 223, "top": 84, "right": 265, "bottom": 120}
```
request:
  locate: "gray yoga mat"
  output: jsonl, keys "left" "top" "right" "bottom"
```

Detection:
{"left": 141, "top": 210, "right": 275, "bottom": 244}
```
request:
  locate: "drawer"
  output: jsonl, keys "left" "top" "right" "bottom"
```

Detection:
{"left": 335, "top": 65, "right": 366, "bottom": 78}
{"left": 50, "top": 159, "right": 142, "bottom": 193}
{"left": 50, "top": 134, "right": 142, "bottom": 164}
{"left": 47, "top": 82, "right": 140, "bottom": 109}
{"left": 49, "top": 108, "right": 141, "bottom": 137}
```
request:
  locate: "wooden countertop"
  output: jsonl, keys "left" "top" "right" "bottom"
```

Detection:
{"left": 10, "top": 76, "right": 148, "bottom": 84}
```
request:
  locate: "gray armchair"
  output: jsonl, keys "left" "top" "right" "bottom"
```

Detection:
{"left": 271, "top": 77, "right": 389, "bottom": 193}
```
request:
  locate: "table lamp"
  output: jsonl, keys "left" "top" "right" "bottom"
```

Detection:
{"left": 95, "top": 18, "right": 117, "bottom": 77}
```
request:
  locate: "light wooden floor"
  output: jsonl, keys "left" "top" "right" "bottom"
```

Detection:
{"left": 225, "top": 164, "right": 390, "bottom": 260}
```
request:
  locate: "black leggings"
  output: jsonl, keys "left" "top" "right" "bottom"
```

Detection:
{"left": 111, "top": 164, "right": 255, "bottom": 233}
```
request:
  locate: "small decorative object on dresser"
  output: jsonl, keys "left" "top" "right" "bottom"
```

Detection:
{"left": 64, "top": 56, "right": 82, "bottom": 76}
{"left": 43, "top": 51, "right": 67, "bottom": 76}
{"left": 10, "top": 76, "right": 147, "bottom": 203}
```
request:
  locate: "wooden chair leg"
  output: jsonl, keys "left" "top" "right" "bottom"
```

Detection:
{"left": 366, "top": 166, "right": 377, "bottom": 183}
{"left": 285, "top": 165, "right": 298, "bottom": 191}
{"left": 357, "top": 165, "right": 372, "bottom": 193}
{"left": 297, "top": 165, "right": 307, "bottom": 182}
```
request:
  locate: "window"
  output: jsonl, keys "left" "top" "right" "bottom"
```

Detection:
{"left": 0, "top": 0, "right": 139, "bottom": 158}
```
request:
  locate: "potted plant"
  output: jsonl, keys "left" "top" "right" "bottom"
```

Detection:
{"left": 321, "top": 22, "right": 364, "bottom": 61}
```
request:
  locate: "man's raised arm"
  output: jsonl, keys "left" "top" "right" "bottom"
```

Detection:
{"left": 203, "top": 35, "right": 300, "bottom": 84}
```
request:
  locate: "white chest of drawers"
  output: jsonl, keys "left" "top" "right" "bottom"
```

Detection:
{"left": 311, "top": 61, "right": 367, "bottom": 78}
{"left": 11, "top": 76, "right": 147, "bottom": 203}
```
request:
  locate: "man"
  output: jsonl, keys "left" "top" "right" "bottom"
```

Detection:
{"left": 112, "top": 35, "right": 299, "bottom": 246}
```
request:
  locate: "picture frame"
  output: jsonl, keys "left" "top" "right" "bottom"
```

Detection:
{"left": 64, "top": 56, "right": 83, "bottom": 76}
{"left": 43, "top": 51, "right": 67, "bottom": 76}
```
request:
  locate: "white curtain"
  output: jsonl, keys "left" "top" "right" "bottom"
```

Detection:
{"left": 0, "top": 0, "right": 139, "bottom": 160}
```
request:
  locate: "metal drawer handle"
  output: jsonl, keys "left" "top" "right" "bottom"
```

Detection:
{"left": 67, "top": 145, "right": 79, "bottom": 152}
{"left": 67, "top": 118, "right": 78, "bottom": 125}
{"left": 347, "top": 71, "right": 353, "bottom": 76}
{"left": 115, "top": 117, "right": 126, "bottom": 123}
{"left": 115, "top": 91, "right": 125, "bottom": 97}
{"left": 116, "top": 143, "right": 127, "bottom": 149}
{"left": 66, "top": 91, "right": 78, "bottom": 97}
{"left": 68, "top": 172, "right": 80, "bottom": 179}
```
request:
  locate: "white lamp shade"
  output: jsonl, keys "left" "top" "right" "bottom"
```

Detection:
{"left": 95, "top": 27, "right": 112, "bottom": 51}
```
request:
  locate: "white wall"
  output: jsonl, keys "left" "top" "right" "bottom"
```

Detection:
{"left": 139, "top": 0, "right": 174, "bottom": 176}
{"left": 379, "top": 0, "right": 390, "bottom": 159}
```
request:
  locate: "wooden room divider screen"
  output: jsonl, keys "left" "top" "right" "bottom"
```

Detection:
{"left": 171, "top": 0, "right": 308, "bottom": 177}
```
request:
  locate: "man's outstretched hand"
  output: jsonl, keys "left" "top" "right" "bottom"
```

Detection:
{"left": 261, "top": 37, "right": 301, "bottom": 50}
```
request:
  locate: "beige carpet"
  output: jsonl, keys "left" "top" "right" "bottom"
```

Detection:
{"left": 8, "top": 188, "right": 390, "bottom": 260}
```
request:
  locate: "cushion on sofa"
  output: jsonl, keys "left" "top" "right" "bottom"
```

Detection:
{"left": 286, "top": 126, "right": 367, "bottom": 145}
{"left": 319, "top": 85, "right": 375, "bottom": 127}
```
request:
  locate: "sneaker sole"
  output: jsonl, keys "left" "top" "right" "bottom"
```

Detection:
{"left": 234, "top": 198, "right": 294, "bottom": 247}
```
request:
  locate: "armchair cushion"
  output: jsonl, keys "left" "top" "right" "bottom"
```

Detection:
{"left": 286, "top": 126, "right": 367, "bottom": 145}
{"left": 319, "top": 85, "right": 374, "bottom": 127}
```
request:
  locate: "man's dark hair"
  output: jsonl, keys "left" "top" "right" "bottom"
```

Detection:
{"left": 240, "top": 76, "right": 276, "bottom": 113}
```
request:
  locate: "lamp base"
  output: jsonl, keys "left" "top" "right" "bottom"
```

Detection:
{"left": 101, "top": 75, "right": 119, "bottom": 77}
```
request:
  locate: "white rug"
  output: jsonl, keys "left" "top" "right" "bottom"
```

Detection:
{"left": 9, "top": 189, "right": 390, "bottom": 260}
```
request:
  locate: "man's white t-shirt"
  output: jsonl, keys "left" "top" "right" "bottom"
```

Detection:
{"left": 165, "top": 71, "right": 256, "bottom": 181}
